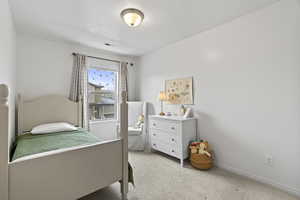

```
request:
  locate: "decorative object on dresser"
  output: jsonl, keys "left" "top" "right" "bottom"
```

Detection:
{"left": 165, "top": 77, "right": 193, "bottom": 105}
{"left": 149, "top": 115, "right": 197, "bottom": 167}
{"left": 183, "top": 107, "right": 192, "bottom": 118}
{"left": 158, "top": 91, "right": 169, "bottom": 116}
{"left": 179, "top": 104, "right": 186, "bottom": 116}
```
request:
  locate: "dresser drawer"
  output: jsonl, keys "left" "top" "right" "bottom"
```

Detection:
{"left": 150, "top": 129, "right": 178, "bottom": 145}
{"left": 151, "top": 139, "right": 179, "bottom": 158}
{"left": 149, "top": 119, "right": 179, "bottom": 133}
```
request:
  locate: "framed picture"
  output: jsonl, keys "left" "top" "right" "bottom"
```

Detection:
{"left": 165, "top": 77, "right": 193, "bottom": 105}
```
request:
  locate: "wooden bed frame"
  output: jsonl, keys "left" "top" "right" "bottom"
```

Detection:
{"left": 0, "top": 84, "right": 128, "bottom": 200}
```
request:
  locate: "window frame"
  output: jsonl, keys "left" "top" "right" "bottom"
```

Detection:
{"left": 87, "top": 66, "right": 119, "bottom": 123}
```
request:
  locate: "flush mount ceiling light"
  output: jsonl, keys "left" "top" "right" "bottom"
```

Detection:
{"left": 121, "top": 8, "right": 144, "bottom": 27}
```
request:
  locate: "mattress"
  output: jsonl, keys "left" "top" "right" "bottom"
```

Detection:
{"left": 11, "top": 128, "right": 135, "bottom": 185}
{"left": 12, "top": 128, "right": 100, "bottom": 161}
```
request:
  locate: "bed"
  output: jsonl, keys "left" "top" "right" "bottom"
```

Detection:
{"left": 0, "top": 84, "right": 129, "bottom": 200}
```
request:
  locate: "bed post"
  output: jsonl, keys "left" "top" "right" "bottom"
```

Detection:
{"left": 0, "top": 84, "right": 9, "bottom": 200}
{"left": 120, "top": 91, "right": 128, "bottom": 200}
{"left": 17, "top": 94, "right": 23, "bottom": 135}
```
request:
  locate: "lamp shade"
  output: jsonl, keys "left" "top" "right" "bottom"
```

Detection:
{"left": 159, "top": 91, "right": 169, "bottom": 101}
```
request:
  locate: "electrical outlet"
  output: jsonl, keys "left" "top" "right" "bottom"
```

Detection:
{"left": 265, "top": 155, "right": 274, "bottom": 167}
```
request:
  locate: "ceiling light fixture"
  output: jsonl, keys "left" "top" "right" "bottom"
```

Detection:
{"left": 121, "top": 8, "right": 144, "bottom": 27}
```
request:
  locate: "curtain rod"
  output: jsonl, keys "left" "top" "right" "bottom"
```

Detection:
{"left": 72, "top": 53, "right": 133, "bottom": 66}
{"left": 72, "top": 52, "right": 120, "bottom": 63}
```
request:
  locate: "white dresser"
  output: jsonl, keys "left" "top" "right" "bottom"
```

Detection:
{"left": 149, "top": 115, "right": 197, "bottom": 167}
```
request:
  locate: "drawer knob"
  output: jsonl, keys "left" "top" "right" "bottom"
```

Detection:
{"left": 153, "top": 133, "right": 156, "bottom": 136}
{"left": 153, "top": 123, "right": 156, "bottom": 126}
{"left": 171, "top": 138, "right": 175, "bottom": 142}
{"left": 171, "top": 127, "right": 175, "bottom": 130}
{"left": 153, "top": 144, "right": 156, "bottom": 146}
{"left": 171, "top": 150, "right": 175, "bottom": 153}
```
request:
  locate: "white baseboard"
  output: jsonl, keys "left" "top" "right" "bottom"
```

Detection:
{"left": 216, "top": 162, "right": 300, "bottom": 197}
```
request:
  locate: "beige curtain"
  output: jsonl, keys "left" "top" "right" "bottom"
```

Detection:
{"left": 69, "top": 54, "right": 88, "bottom": 129}
{"left": 120, "top": 62, "right": 128, "bottom": 100}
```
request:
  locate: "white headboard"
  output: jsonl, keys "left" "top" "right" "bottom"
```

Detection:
{"left": 17, "top": 94, "right": 82, "bottom": 134}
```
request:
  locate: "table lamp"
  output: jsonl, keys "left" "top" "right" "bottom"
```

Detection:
{"left": 159, "top": 91, "right": 169, "bottom": 116}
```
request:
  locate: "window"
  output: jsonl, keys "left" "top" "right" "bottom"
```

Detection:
{"left": 87, "top": 67, "right": 118, "bottom": 121}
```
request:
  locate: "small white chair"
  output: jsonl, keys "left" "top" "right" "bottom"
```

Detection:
{"left": 128, "top": 101, "right": 148, "bottom": 151}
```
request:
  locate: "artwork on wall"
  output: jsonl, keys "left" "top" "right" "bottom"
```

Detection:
{"left": 165, "top": 77, "right": 193, "bottom": 105}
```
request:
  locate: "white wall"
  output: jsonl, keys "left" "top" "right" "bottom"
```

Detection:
{"left": 17, "top": 34, "right": 137, "bottom": 100}
{"left": 137, "top": 0, "right": 300, "bottom": 196}
{"left": 17, "top": 34, "right": 137, "bottom": 140}
{"left": 0, "top": 0, "right": 16, "bottom": 146}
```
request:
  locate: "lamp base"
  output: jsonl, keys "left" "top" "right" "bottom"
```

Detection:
{"left": 159, "top": 112, "right": 165, "bottom": 116}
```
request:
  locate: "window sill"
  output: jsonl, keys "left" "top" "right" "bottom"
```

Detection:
{"left": 89, "top": 120, "right": 118, "bottom": 125}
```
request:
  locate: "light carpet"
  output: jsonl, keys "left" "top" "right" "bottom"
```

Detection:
{"left": 81, "top": 152, "right": 299, "bottom": 200}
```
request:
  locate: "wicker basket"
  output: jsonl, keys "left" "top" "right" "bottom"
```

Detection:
{"left": 190, "top": 152, "right": 213, "bottom": 170}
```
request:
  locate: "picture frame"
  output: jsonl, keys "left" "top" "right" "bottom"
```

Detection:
{"left": 165, "top": 77, "right": 193, "bottom": 105}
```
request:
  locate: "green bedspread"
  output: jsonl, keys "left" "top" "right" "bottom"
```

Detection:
{"left": 12, "top": 129, "right": 134, "bottom": 184}
{"left": 12, "top": 128, "right": 100, "bottom": 161}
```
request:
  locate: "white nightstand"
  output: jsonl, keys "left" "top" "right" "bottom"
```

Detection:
{"left": 149, "top": 115, "right": 197, "bottom": 167}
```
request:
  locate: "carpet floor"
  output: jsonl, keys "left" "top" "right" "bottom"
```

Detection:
{"left": 81, "top": 152, "right": 299, "bottom": 200}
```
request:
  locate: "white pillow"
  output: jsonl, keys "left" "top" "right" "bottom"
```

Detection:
{"left": 31, "top": 122, "right": 78, "bottom": 134}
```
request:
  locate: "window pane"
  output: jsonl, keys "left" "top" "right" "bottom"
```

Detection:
{"left": 88, "top": 68, "right": 117, "bottom": 121}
